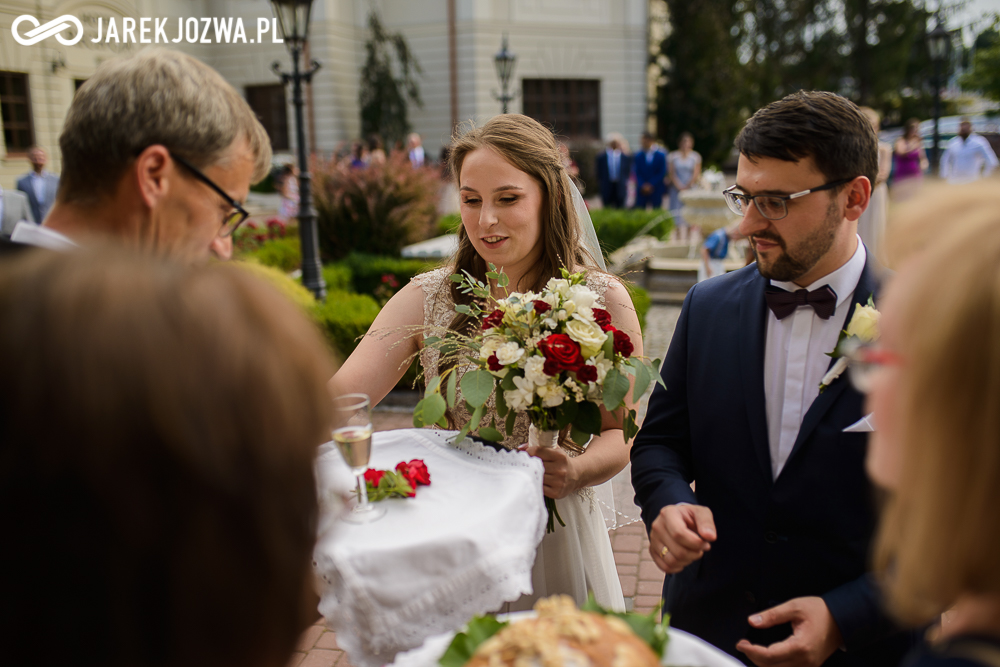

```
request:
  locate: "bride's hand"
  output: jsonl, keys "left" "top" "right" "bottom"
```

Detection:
{"left": 524, "top": 443, "right": 580, "bottom": 499}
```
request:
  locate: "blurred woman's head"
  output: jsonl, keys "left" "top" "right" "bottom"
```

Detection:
{"left": 447, "top": 114, "right": 597, "bottom": 296}
{"left": 679, "top": 132, "right": 694, "bottom": 151}
{"left": 0, "top": 248, "right": 336, "bottom": 667}
{"left": 870, "top": 182, "right": 1000, "bottom": 626}
{"left": 903, "top": 118, "right": 921, "bottom": 139}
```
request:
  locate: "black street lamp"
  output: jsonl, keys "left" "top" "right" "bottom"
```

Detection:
{"left": 271, "top": 0, "right": 326, "bottom": 301}
{"left": 927, "top": 17, "right": 950, "bottom": 176}
{"left": 493, "top": 34, "right": 518, "bottom": 114}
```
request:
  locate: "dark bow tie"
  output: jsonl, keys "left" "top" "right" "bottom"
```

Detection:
{"left": 764, "top": 284, "right": 838, "bottom": 320}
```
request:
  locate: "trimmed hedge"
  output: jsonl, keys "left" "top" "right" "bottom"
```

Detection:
{"left": 233, "top": 260, "right": 316, "bottom": 311}
{"left": 590, "top": 209, "right": 673, "bottom": 257}
{"left": 322, "top": 263, "right": 353, "bottom": 293}
{"left": 240, "top": 236, "right": 302, "bottom": 273}
{"left": 311, "top": 290, "right": 382, "bottom": 362}
{"left": 339, "top": 253, "right": 439, "bottom": 296}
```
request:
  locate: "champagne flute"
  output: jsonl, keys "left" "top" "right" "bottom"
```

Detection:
{"left": 332, "top": 393, "right": 385, "bottom": 523}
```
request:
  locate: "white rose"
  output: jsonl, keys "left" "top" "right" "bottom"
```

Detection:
{"left": 504, "top": 375, "right": 536, "bottom": 412}
{"left": 524, "top": 356, "right": 549, "bottom": 387}
{"left": 495, "top": 341, "right": 525, "bottom": 366}
{"left": 845, "top": 304, "right": 880, "bottom": 343}
{"left": 565, "top": 319, "right": 607, "bottom": 359}
{"left": 567, "top": 285, "right": 597, "bottom": 309}
{"left": 536, "top": 380, "right": 566, "bottom": 408}
{"left": 542, "top": 316, "right": 559, "bottom": 329}
{"left": 593, "top": 353, "right": 614, "bottom": 383}
{"left": 479, "top": 335, "right": 504, "bottom": 361}
{"left": 546, "top": 278, "right": 571, "bottom": 298}
{"left": 572, "top": 307, "right": 595, "bottom": 324}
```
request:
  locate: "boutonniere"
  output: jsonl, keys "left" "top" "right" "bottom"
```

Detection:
{"left": 819, "top": 295, "right": 880, "bottom": 392}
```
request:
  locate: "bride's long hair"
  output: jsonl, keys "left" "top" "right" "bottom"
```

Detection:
{"left": 446, "top": 114, "right": 599, "bottom": 334}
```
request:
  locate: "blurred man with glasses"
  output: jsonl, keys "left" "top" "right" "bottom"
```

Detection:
{"left": 633, "top": 91, "right": 920, "bottom": 667}
{"left": 6, "top": 49, "right": 270, "bottom": 261}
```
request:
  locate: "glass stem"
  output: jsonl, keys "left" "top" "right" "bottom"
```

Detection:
{"left": 355, "top": 473, "right": 371, "bottom": 510}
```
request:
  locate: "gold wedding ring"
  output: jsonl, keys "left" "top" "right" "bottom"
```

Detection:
{"left": 659, "top": 545, "right": 669, "bottom": 558}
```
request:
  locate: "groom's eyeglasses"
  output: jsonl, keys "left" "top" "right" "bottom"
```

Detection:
{"left": 169, "top": 152, "right": 249, "bottom": 237}
{"left": 723, "top": 178, "right": 854, "bottom": 221}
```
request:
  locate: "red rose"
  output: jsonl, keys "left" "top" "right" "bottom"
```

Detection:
{"left": 482, "top": 309, "right": 504, "bottom": 330}
{"left": 364, "top": 468, "right": 384, "bottom": 487}
{"left": 487, "top": 354, "right": 503, "bottom": 372}
{"left": 543, "top": 359, "right": 561, "bottom": 376}
{"left": 612, "top": 330, "right": 634, "bottom": 358}
{"left": 532, "top": 300, "right": 552, "bottom": 314}
{"left": 576, "top": 364, "right": 598, "bottom": 383}
{"left": 396, "top": 459, "right": 431, "bottom": 489}
{"left": 592, "top": 308, "right": 613, "bottom": 331}
{"left": 538, "top": 334, "right": 584, "bottom": 372}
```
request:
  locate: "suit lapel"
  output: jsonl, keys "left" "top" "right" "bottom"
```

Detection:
{"left": 786, "top": 255, "right": 881, "bottom": 460}
{"left": 739, "top": 271, "right": 773, "bottom": 484}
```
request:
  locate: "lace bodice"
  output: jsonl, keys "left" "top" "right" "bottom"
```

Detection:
{"left": 410, "top": 267, "right": 613, "bottom": 450}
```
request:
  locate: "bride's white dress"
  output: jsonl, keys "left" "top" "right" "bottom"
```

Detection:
{"left": 411, "top": 267, "right": 626, "bottom": 612}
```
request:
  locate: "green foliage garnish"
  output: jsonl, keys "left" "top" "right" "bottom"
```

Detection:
{"left": 438, "top": 615, "right": 508, "bottom": 667}
{"left": 581, "top": 594, "right": 670, "bottom": 658}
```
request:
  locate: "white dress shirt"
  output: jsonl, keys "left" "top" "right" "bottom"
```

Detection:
{"left": 607, "top": 149, "right": 622, "bottom": 181}
{"left": 10, "top": 221, "right": 77, "bottom": 250}
{"left": 940, "top": 134, "right": 999, "bottom": 184}
{"left": 764, "top": 236, "right": 867, "bottom": 479}
{"left": 30, "top": 171, "right": 46, "bottom": 202}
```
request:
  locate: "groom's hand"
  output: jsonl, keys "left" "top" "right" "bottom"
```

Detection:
{"left": 736, "top": 596, "right": 842, "bottom": 667}
{"left": 649, "top": 504, "right": 716, "bottom": 574}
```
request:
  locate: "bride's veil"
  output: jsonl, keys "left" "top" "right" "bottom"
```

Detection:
{"left": 567, "top": 179, "right": 643, "bottom": 530}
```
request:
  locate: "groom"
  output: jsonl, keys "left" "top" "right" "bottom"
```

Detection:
{"left": 631, "top": 91, "right": 919, "bottom": 666}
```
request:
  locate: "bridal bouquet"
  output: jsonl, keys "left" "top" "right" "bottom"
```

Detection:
{"left": 412, "top": 266, "right": 663, "bottom": 528}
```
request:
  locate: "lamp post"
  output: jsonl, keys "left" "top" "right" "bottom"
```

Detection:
{"left": 270, "top": 0, "right": 326, "bottom": 301}
{"left": 927, "top": 17, "right": 950, "bottom": 177}
{"left": 493, "top": 34, "right": 517, "bottom": 114}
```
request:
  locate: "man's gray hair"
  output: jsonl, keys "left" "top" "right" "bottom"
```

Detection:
{"left": 59, "top": 48, "right": 271, "bottom": 204}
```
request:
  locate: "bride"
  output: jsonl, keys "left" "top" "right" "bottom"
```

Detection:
{"left": 331, "top": 114, "right": 642, "bottom": 611}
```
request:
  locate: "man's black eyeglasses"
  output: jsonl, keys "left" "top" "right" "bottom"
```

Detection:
{"left": 723, "top": 178, "right": 854, "bottom": 221}
{"left": 170, "top": 152, "right": 249, "bottom": 237}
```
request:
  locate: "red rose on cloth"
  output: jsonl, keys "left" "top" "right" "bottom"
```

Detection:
{"left": 613, "top": 329, "right": 634, "bottom": 358}
{"left": 482, "top": 309, "right": 504, "bottom": 330}
{"left": 364, "top": 468, "right": 384, "bottom": 487}
{"left": 539, "top": 334, "right": 584, "bottom": 372}
{"left": 532, "top": 300, "right": 552, "bottom": 314}
{"left": 396, "top": 459, "right": 431, "bottom": 488}
{"left": 592, "top": 307, "right": 613, "bottom": 331}
{"left": 487, "top": 354, "right": 503, "bottom": 372}
{"left": 576, "top": 364, "right": 598, "bottom": 383}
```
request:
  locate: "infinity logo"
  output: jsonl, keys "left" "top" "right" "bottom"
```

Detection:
{"left": 12, "top": 14, "right": 84, "bottom": 46}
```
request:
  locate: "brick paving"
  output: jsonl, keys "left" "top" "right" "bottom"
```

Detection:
{"left": 294, "top": 304, "right": 682, "bottom": 665}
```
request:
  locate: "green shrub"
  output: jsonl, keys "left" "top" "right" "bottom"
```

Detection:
{"left": 311, "top": 290, "right": 382, "bottom": 361}
{"left": 322, "top": 263, "right": 353, "bottom": 292}
{"left": 341, "top": 253, "right": 439, "bottom": 296}
{"left": 240, "top": 236, "right": 302, "bottom": 273}
{"left": 313, "top": 154, "right": 442, "bottom": 260}
{"left": 233, "top": 260, "right": 316, "bottom": 311}
{"left": 591, "top": 209, "right": 673, "bottom": 258}
{"left": 436, "top": 213, "right": 461, "bottom": 236}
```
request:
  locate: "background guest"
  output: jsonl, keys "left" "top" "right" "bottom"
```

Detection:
{"left": 891, "top": 119, "right": 927, "bottom": 202}
{"left": 0, "top": 246, "right": 337, "bottom": 667}
{"left": 558, "top": 141, "right": 580, "bottom": 179}
{"left": 275, "top": 164, "right": 299, "bottom": 223}
{"left": 633, "top": 131, "right": 667, "bottom": 210}
{"left": 856, "top": 107, "right": 892, "bottom": 261}
{"left": 16, "top": 145, "right": 59, "bottom": 223}
{"left": 940, "top": 119, "right": 999, "bottom": 185}
{"left": 595, "top": 133, "right": 631, "bottom": 209}
{"left": 698, "top": 222, "right": 742, "bottom": 282}
{"left": 668, "top": 132, "right": 702, "bottom": 241}
{"left": 367, "top": 134, "right": 387, "bottom": 167}
{"left": 868, "top": 182, "right": 1000, "bottom": 666}
{"left": 0, "top": 185, "right": 34, "bottom": 241}
{"left": 408, "top": 132, "right": 426, "bottom": 167}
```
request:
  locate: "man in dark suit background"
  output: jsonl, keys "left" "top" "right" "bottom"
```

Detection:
{"left": 631, "top": 91, "right": 918, "bottom": 666}
{"left": 595, "top": 134, "right": 631, "bottom": 209}
{"left": 633, "top": 131, "right": 667, "bottom": 210}
{"left": 16, "top": 146, "right": 59, "bottom": 224}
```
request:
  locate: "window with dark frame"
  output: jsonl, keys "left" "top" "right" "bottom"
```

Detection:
{"left": 245, "top": 84, "right": 289, "bottom": 152}
{"left": 0, "top": 71, "right": 34, "bottom": 153}
{"left": 522, "top": 79, "right": 601, "bottom": 140}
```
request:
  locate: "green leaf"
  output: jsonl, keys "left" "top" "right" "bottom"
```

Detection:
{"left": 426, "top": 375, "right": 441, "bottom": 394}
{"left": 500, "top": 371, "right": 518, "bottom": 391}
{"left": 574, "top": 401, "right": 603, "bottom": 435}
{"left": 495, "top": 384, "right": 509, "bottom": 417}
{"left": 478, "top": 426, "right": 504, "bottom": 442}
{"left": 505, "top": 409, "right": 517, "bottom": 438}
{"left": 577, "top": 593, "right": 669, "bottom": 658}
{"left": 423, "top": 336, "right": 441, "bottom": 345}
{"left": 449, "top": 273, "right": 465, "bottom": 283}
{"left": 623, "top": 408, "right": 639, "bottom": 441}
{"left": 570, "top": 425, "right": 592, "bottom": 447}
{"left": 603, "top": 368, "right": 630, "bottom": 411}
{"left": 414, "top": 393, "right": 447, "bottom": 427}
{"left": 555, "top": 400, "right": 579, "bottom": 429}
{"left": 455, "top": 304, "right": 472, "bottom": 315}
{"left": 468, "top": 404, "right": 485, "bottom": 431}
{"left": 631, "top": 358, "right": 651, "bottom": 403}
{"left": 651, "top": 358, "right": 666, "bottom": 388}
{"left": 460, "top": 369, "right": 495, "bottom": 408}
{"left": 446, "top": 370, "right": 458, "bottom": 408}
{"left": 602, "top": 331, "right": 615, "bottom": 359}
{"left": 497, "top": 271, "right": 509, "bottom": 287}
{"left": 438, "top": 616, "right": 508, "bottom": 667}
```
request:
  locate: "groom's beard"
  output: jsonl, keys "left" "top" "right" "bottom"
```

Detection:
{"left": 752, "top": 200, "right": 841, "bottom": 283}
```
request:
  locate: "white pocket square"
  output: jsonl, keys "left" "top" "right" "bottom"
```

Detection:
{"left": 843, "top": 414, "right": 876, "bottom": 433}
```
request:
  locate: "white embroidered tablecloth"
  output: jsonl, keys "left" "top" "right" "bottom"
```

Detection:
{"left": 314, "top": 429, "right": 546, "bottom": 667}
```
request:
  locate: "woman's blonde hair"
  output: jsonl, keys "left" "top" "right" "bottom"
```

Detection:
{"left": 875, "top": 181, "right": 1000, "bottom": 626}
{"left": 447, "top": 114, "right": 599, "bottom": 313}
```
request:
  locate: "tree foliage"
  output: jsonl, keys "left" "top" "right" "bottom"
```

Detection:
{"left": 655, "top": 0, "right": 963, "bottom": 166}
{"left": 961, "top": 24, "right": 1000, "bottom": 105}
{"left": 358, "top": 11, "right": 423, "bottom": 148}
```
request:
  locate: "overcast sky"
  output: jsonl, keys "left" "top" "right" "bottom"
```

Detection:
{"left": 949, "top": 0, "right": 1000, "bottom": 44}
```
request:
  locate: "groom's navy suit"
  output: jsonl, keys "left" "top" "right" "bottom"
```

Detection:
{"left": 631, "top": 256, "right": 919, "bottom": 666}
